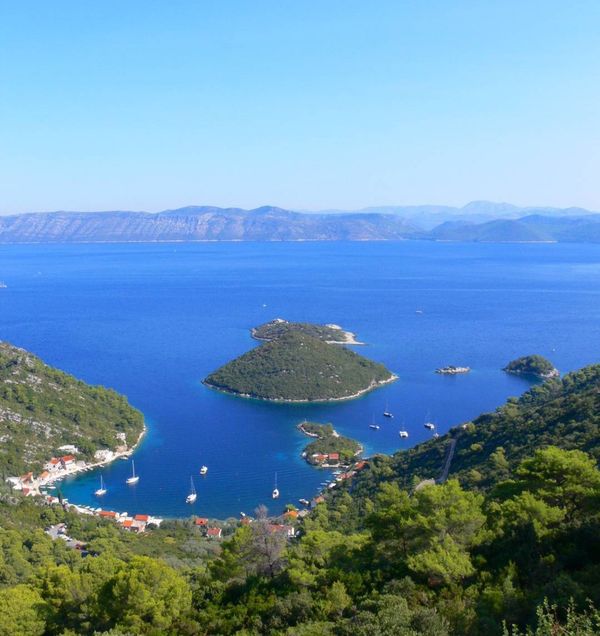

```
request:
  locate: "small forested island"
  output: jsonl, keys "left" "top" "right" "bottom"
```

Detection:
{"left": 503, "top": 354, "right": 559, "bottom": 379}
{"left": 252, "top": 318, "right": 362, "bottom": 345}
{"left": 298, "top": 421, "right": 362, "bottom": 466}
{"left": 204, "top": 323, "right": 395, "bottom": 402}
{"left": 0, "top": 341, "right": 144, "bottom": 475}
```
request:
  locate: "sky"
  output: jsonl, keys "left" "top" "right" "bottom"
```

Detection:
{"left": 0, "top": 1, "right": 599, "bottom": 214}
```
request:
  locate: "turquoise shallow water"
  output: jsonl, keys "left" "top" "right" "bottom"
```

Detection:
{"left": 0, "top": 240, "right": 599, "bottom": 518}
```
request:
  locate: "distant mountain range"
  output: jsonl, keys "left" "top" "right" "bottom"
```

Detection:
{"left": 1, "top": 202, "right": 599, "bottom": 243}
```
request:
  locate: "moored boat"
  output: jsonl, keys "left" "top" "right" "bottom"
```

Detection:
{"left": 126, "top": 460, "right": 139, "bottom": 484}
{"left": 186, "top": 476, "right": 197, "bottom": 504}
{"left": 94, "top": 475, "right": 107, "bottom": 496}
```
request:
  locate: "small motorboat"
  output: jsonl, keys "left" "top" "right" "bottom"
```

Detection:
{"left": 199, "top": 465, "right": 208, "bottom": 476}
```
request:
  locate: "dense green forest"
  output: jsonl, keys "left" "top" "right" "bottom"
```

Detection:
{"left": 1, "top": 363, "right": 599, "bottom": 634}
{"left": 0, "top": 342, "right": 144, "bottom": 476}
{"left": 252, "top": 320, "right": 354, "bottom": 343}
{"left": 503, "top": 355, "right": 558, "bottom": 379}
{"left": 204, "top": 331, "right": 394, "bottom": 402}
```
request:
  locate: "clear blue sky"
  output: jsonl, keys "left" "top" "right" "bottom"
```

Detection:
{"left": 1, "top": 1, "right": 599, "bottom": 213}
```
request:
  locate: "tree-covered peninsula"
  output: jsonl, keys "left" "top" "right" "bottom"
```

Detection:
{"left": 298, "top": 421, "right": 362, "bottom": 466}
{"left": 204, "top": 329, "right": 395, "bottom": 402}
{"left": 503, "top": 354, "right": 559, "bottom": 379}
{"left": 0, "top": 341, "right": 144, "bottom": 475}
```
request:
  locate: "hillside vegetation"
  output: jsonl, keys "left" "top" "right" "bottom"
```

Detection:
{"left": 325, "top": 364, "right": 600, "bottom": 523}
{"left": 1, "top": 365, "right": 599, "bottom": 634}
{"left": 0, "top": 341, "right": 144, "bottom": 475}
{"left": 252, "top": 319, "right": 354, "bottom": 343}
{"left": 204, "top": 331, "right": 394, "bottom": 402}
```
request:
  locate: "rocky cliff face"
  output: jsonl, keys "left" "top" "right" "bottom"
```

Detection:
{"left": 0, "top": 206, "right": 420, "bottom": 242}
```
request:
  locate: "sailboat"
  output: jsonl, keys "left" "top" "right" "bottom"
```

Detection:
{"left": 383, "top": 401, "right": 394, "bottom": 418}
{"left": 272, "top": 473, "right": 280, "bottom": 499}
{"left": 126, "top": 460, "right": 139, "bottom": 485}
{"left": 399, "top": 426, "right": 409, "bottom": 438}
{"left": 94, "top": 474, "right": 107, "bottom": 496}
{"left": 424, "top": 410, "right": 435, "bottom": 430}
{"left": 186, "top": 476, "right": 197, "bottom": 504}
{"left": 369, "top": 414, "right": 380, "bottom": 430}
{"left": 199, "top": 465, "right": 208, "bottom": 476}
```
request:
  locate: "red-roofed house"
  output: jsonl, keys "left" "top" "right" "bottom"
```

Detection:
{"left": 268, "top": 524, "right": 295, "bottom": 538}
{"left": 354, "top": 460, "right": 367, "bottom": 471}
{"left": 46, "top": 458, "right": 61, "bottom": 471}
{"left": 99, "top": 511, "right": 117, "bottom": 519}
{"left": 134, "top": 514, "right": 149, "bottom": 522}
{"left": 283, "top": 510, "right": 299, "bottom": 520}
{"left": 122, "top": 520, "right": 133, "bottom": 528}
{"left": 39, "top": 470, "right": 50, "bottom": 481}
{"left": 195, "top": 518, "right": 208, "bottom": 527}
{"left": 311, "top": 453, "right": 327, "bottom": 463}
{"left": 327, "top": 453, "right": 340, "bottom": 463}
{"left": 61, "top": 455, "right": 75, "bottom": 467}
{"left": 206, "top": 527, "right": 222, "bottom": 538}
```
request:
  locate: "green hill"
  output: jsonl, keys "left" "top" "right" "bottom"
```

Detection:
{"left": 0, "top": 341, "right": 144, "bottom": 475}
{"left": 204, "top": 331, "right": 395, "bottom": 402}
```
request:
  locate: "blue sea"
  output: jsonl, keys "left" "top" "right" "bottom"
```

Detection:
{"left": 1, "top": 241, "right": 599, "bottom": 519}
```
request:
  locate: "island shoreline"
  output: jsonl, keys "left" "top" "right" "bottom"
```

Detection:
{"left": 202, "top": 373, "right": 398, "bottom": 404}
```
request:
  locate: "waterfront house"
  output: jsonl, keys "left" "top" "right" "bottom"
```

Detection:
{"left": 99, "top": 510, "right": 117, "bottom": 519}
{"left": 327, "top": 452, "right": 340, "bottom": 464}
{"left": 206, "top": 527, "right": 222, "bottom": 539}
{"left": 195, "top": 518, "right": 208, "bottom": 527}
{"left": 60, "top": 455, "right": 75, "bottom": 468}
{"left": 45, "top": 458, "right": 62, "bottom": 472}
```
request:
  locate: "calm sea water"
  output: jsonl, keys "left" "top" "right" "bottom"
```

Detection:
{"left": 0, "top": 241, "right": 599, "bottom": 519}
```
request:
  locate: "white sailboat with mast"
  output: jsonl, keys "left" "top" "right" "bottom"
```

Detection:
{"left": 94, "top": 474, "right": 107, "bottom": 496}
{"left": 186, "top": 476, "right": 197, "bottom": 504}
{"left": 126, "top": 460, "right": 139, "bottom": 484}
{"left": 272, "top": 472, "right": 280, "bottom": 499}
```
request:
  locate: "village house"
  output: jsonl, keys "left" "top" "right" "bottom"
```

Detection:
{"left": 45, "top": 458, "right": 62, "bottom": 472}
{"left": 195, "top": 517, "right": 208, "bottom": 527}
{"left": 268, "top": 524, "right": 296, "bottom": 538}
{"left": 60, "top": 455, "right": 76, "bottom": 468}
{"left": 206, "top": 527, "right": 222, "bottom": 539}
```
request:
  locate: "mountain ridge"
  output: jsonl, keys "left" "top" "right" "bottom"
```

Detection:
{"left": 1, "top": 202, "right": 599, "bottom": 243}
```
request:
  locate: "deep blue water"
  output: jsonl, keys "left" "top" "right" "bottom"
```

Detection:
{"left": 0, "top": 241, "right": 599, "bottom": 519}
